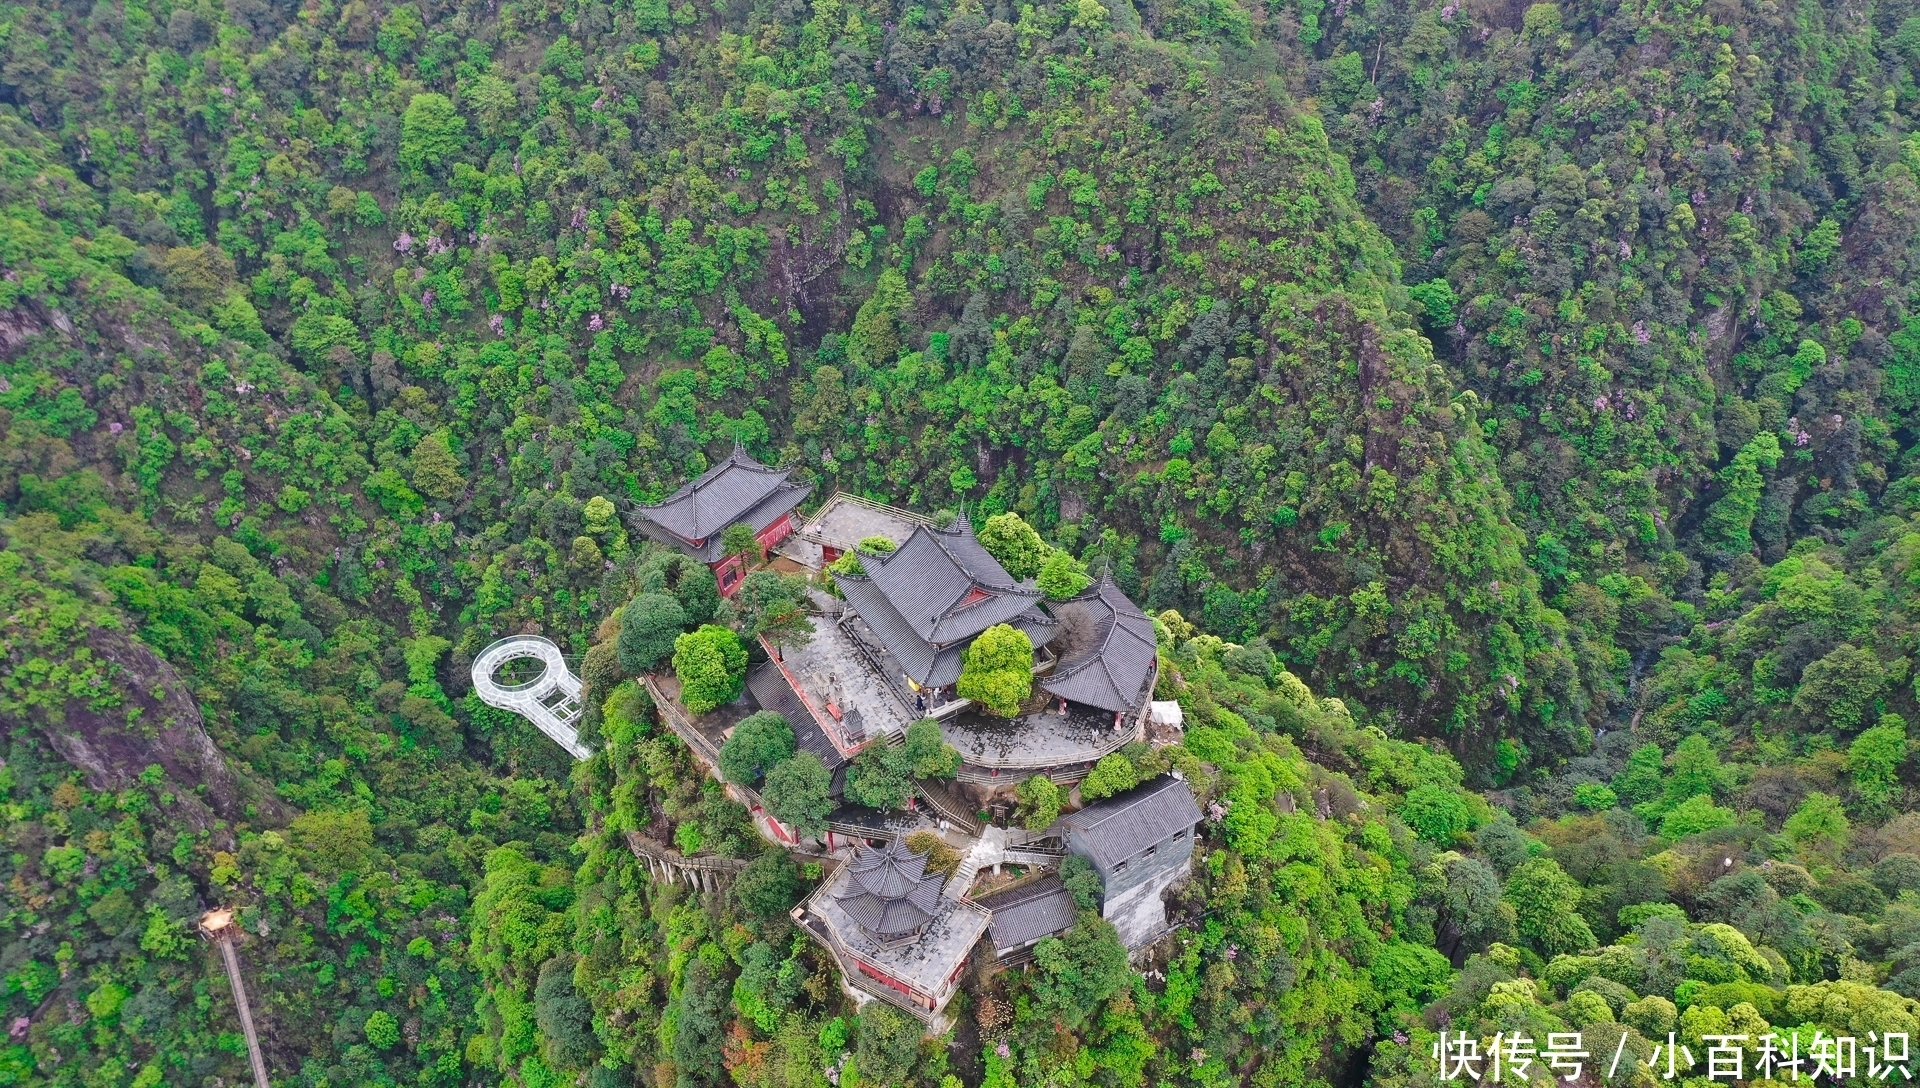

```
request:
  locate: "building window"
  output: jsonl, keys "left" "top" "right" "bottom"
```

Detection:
{"left": 1143, "top": 845, "right": 1157, "bottom": 859}
{"left": 1113, "top": 860, "right": 1128, "bottom": 874}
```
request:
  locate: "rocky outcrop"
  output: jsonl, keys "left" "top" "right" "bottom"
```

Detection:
{"left": 34, "top": 626, "right": 291, "bottom": 843}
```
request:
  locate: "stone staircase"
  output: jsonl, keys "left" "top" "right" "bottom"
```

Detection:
{"left": 943, "top": 826, "right": 1007, "bottom": 899}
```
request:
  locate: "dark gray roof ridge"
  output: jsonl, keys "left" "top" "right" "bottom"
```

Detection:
{"left": 633, "top": 444, "right": 803, "bottom": 542}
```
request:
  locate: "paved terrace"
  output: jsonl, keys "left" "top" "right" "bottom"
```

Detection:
{"left": 773, "top": 617, "right": 915, "bottom": 753}
{"left": 940, "top": 703, "right": 1137, "bottom": 772}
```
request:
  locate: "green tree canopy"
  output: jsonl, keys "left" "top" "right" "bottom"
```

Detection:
{"left": 763, "top": 751, "right": 834, "bottom": 836}
{"left": 721, "top": 522, "right": 761, "bottom": 559}
{"left": 398, "top": 91, "right": 466, "bottom": 174}
{"left": 718, "top": 711, "right": 794, "bottom": 784}
{"left": 1017, "top": 774, "right": 1063, "bottom": 831}
{"left": 1504, "top": 857, "right": 1597, "bottom": 958}
{"left": 902, "top": 718, "right": 960, "bottom": 778}
{"left": 1078, "top": 753, "right": 1140, "bottom": 802}
{"left": 673, "top": 624, "right": 746, "bottom": 714}
{"left": 1786, "top": 792, "right": 1851, "bottom": 858}
{"left": 957, "top": 623, "right": 1033, "bottom": 717}
{"left": 639, "top": 551, "right": 720, "bottom": 625}
{"left": 843, "top": 742, "right": 912, "bottom": 811}
{"left": 409, "top": 430, "right": 466, "bottom": 501}
{"left": 979, "top": 512, "right": 1047, "bottom": 580}
{"left": 618, "top": 592, "right": 686, "bottom": 673}
{"left": 1851, "top": 715, "right": 1909, "bottom": 814}
{"left": 1401, "top": 783, "right": 1473, "bottom": 845}
{"left": 1029, "top": 915, "right": 1131, "bottom": 1027}
{"left": 1037, "top": 550, "right": 1093, "bottom": 600}
{"left": 734, "top": 569, "right": 815, "bottom": 652}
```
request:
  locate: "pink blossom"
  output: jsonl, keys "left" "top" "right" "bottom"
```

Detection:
{"left": 490, "top": 314, "right": 505, "bottom": 336}
{"left": 570, "top": 207, "right": 587, "bottom": 230}
{"left": 1618, "top": 240, "right": 1632, "bottom": 259}
{"left": 1224, "top": 944, "right": 1239, "bottom": 960}
{"left": 109, "top": 420, "right": 124, "bottom": 434}
{"left": 610, "top": 282, "right": 631, "bottom": 300}
{"left": 393, "top": 232, "right": 413, "bottom": 253}
{"left": 1593, "top": 395, "right": 1610, "bottom": 411}
{"left": 588, "top": 313, "right": 605, "bottom": 331}
{"left": 420, "top": 288, "right": 437, "bottom": 312}
{"left": 996, "top": 1042, "right": 1011, "bottom": 1058}
{"left": 1440, "top": 3, "right": 1456, "bottom": 17}
{"left": 1632, "top": 320, "right": 1651, "bottom": 345}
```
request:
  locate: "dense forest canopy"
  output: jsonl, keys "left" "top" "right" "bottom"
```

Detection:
{"left": 11, "top": 0, "right": 1920, "bottom": 1083}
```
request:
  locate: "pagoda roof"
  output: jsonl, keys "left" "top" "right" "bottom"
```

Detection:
{"left": 833, "top": 837, "right": 948, "bottom": 938}
{"left": 832, "top": 520, "right": 1043, "bottom": 647}
{"left": 631, "top": 445, "right": 810, "bottom": 547}
{"left": 1037, "top": 574, "right": 1159, "bottom": 714}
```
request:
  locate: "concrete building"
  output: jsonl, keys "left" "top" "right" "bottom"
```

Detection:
{"left": 1057, "top": 775, "right": 1202, "bottom": 948}
{"left": 629, "top": 444, "right": 812, "bottom": 596}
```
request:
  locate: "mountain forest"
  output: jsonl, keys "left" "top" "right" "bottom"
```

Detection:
{"left": 11, "top": 0, "right": 1920, "bottom": 1083}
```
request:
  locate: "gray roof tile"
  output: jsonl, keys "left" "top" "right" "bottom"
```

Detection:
{"left": 631, "top": 445, "right": 812, "bottom": 548}
{"left": 980, "top": 877, "right": 1079, "bottom": 952}
{"left": 838, "top": 522, "right": 1042, "bottom": 646}
{"left": 1038, "top": 574, "right": 1159, "bottom": 714}
{"left": 834, "top": 837, "right": 948, "bottom": 937}
{"left": 1058, "top": 776, "right": 1202, "bottom": 870}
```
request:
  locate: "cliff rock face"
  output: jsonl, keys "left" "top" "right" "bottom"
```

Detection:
{"left": 35, "top": 625, "right": 291, "bottom": 842}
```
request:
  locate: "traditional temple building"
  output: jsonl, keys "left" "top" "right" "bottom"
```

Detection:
{"left": 830, "top": 520, "right": 1058, "bottom": 691}
{"left": 794, "top": 838, "right": 991, "bottom": 1024}
{"left": 1037, "top": 573, "right": 1160, "bottom": 725}
{"left": 629, "top": 445, "right": 812, "bottom": 595}
{"left": 978, "top": 876, "right": 1079, "bottom": 965}
{"left": 1057, "top": 775, "right": 1201, "bottom": 947}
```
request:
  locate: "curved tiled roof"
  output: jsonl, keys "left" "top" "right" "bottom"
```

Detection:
{"left": 836, "top": 521, "right": 1042, "bottom": 646}
{"left": 1038, "top": 574, "right": 1158, "bottom": 714}
{"left": 834, "top": 837, "right": 947, "bottom": 937}
{"left": 632, "top": 444, "right": 810, "bottom": 545}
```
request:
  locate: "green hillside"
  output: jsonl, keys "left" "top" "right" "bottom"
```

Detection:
{"left": 6, "top": 0, "right": 1920, "bottom": 1084}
